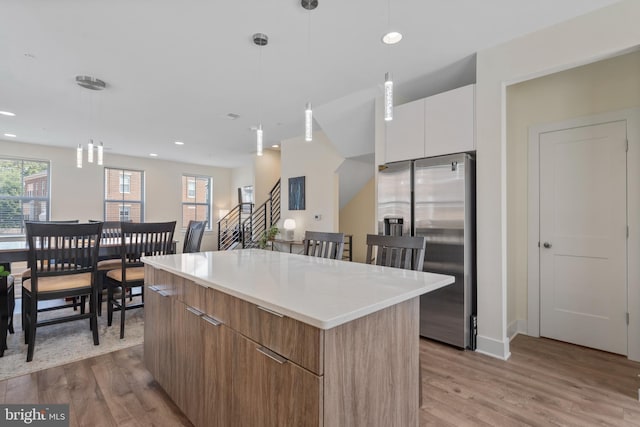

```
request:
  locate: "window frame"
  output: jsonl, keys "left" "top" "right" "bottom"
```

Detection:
{"left": 181, "top": 174, "right": 212, "bottom": 231}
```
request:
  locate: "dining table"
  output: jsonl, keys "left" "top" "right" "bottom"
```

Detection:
{"left": 0, "top": 238, "right": 177, "bottom": 355}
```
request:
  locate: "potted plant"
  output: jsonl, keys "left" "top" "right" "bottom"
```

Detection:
{"left": 258, "top": 225, "right": 279, "bottom": 249}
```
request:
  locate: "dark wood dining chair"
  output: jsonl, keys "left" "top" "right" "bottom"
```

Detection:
{"left": 93, "top": 221, "right": 123, "bottom": 315}
{"left": 183, "top": 220, "right": 207, "bottom": 253}
{"left": 106, "top": 221, "right": 176, "bottom": 338}
{"left": 303, "top": 231, "right": 345, "bottom": 260}
{"left": 365, "top": 234, "right": 426, "bottom": 271}
{"left": 23, "top": 221, "right": 103, "bottom": 362}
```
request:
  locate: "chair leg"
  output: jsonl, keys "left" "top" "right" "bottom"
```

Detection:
{"left": 91, "top": 291, "right": 99, "bottom": 345}
{"left": 80, "top": 295, "right": 86, "bottom": 315}
{"left": 120, "top": 287, "right": 126, "bottom": 339}
{"left": 7, "top": 284, "right": 14, "bottom": 335}
{"left": 21, "top": 291, "right": 26, "bottom": 332}
{"left": 107, "top": 283, "right": 114, "bottom": 326}
{"left": 23, "top": 291, "right": 29, "bottom": 344}
{"left": 26, "top": 307, "right": 37, "bottom": 362}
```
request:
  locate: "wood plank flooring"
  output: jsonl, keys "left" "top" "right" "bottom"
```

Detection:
{"left": 421, "top": 335, "right": 640, "bottom": 426}
{"left": 1, "top": 335, "right": 639, "bottom": 426}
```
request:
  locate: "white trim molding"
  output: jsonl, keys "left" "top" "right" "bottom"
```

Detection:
{"left": 476, "top": 334, "right": 511, "bottom": 360}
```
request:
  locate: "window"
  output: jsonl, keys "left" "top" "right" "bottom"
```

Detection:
{"left": 181, "top": 175, "right": 211, "bottom": 229}
{"left": 105, "top": 168, "right": 144, "bottom": 222}
{"left": 0, "top": 158, "right": 50, "bottom": 235}
{"left": 119, "top": 174, "right": 131, "bottom": 194}
{"left": 119, "top": 206, "right": 131, "bottom": 222}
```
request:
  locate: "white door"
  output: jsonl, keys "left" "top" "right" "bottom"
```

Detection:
{"left": 540, "top": 120, "right": 627, "bottom": 355}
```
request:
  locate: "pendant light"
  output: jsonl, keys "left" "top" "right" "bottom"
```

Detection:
{"left": 75, "top": 75, "right": 107, "bottom": 167}
{"left": 382, "top": 0, "right": 402, "bottom": 122}
{"left": 253, "top": 33, "right": 268, "bottom": 156}
{"left": 302, "top": 0, "right": 317, "bottom": 142}
{"left": 76, "top": 144, "right": 83, "bottom": 168}
{"left": 97, "top": 141, "right": 104, "bottom": 165}
{"left": 87, "top": 139, "right": 94, "bottom": 163}
{"left": 384, "top": 72, "right": 393, "bottom": 121}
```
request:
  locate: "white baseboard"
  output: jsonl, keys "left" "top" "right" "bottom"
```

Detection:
{"left": 507, "top": 319, "right": 527, "bottom": 341}
{"left": 475, "top": 334, "right": 511, "bottom": 360}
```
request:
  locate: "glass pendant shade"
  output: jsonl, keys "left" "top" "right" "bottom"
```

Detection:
{"left": 256, "top": 125, "right": 263, "bottom": 156}
{"left": 76, "top": 144, "right": 83, "bottom": 168}
{"left": 384, "top": 72, "right": 393, "bottom": 121}
{"left": 305, "top": 102, "right": 313, "bottom": 142}
{"left": 87, "top": 139, "right": 94, "bottom": 163}
{"left": 97, "top": 142, "right": 104, "bottom": 165}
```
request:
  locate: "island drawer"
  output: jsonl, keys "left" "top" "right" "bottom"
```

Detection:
{"left": 228, "top": 296, "right": 324, "bottom": 375}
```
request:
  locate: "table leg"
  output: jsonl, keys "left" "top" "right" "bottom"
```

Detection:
{"left": 0, "top": 275, "right": 9, "bottom": 356}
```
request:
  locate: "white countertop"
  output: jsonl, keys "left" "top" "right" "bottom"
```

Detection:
{"left": 142, "top": 249, "right": 454, "bottom": 330}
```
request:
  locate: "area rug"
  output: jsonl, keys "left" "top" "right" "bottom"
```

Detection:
{"left": 0, "top": 300, "right": 144, "bottom": 381}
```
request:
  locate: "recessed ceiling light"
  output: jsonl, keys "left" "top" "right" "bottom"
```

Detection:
{"left": 4, "top": 133, "right": 16, "bottom": 137}
{"left": 149, "top": 153, "right": 158, "bottom": 157}
{"left": 382, "top": 31, "right": 403, "bottom": 45}
{"left": 174, "top": 141, "right": 184, "bottom": 145}
{"left": 271, "top": 144, "right": 279, "bottom": 148}
{"left": 0, "top": 111, "right": 16, "bottom": 117}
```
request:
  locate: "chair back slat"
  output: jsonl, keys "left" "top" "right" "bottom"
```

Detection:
{"left": 183, "top": 220, "right": 207, "bottom": 253}
{"left": 303, "top": 231, "right": 345, "bottom": 260}
{"left": 365, "top": 234, "right": 426, "bottom": 271}
{"left": 26, "top": 222, "right": 104, "bottom": 293}
{"left": 120, "top": 221, "right": 176, "bottom": 276}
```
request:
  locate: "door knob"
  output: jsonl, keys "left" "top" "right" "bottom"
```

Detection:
{"left": 543, "top": 242, "right": 552, "bottom": 248}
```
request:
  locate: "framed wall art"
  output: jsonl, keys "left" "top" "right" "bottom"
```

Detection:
{"left": 288, "top": 176, "right": 305, "bottom": 210}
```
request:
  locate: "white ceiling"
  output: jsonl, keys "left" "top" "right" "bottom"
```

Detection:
{"left": 0, "top": 0, "right": 621, "bottom": 168}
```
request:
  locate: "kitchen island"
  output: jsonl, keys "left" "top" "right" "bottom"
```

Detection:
{"left": 142, "top": 249, "right": 453, "bottom": 427}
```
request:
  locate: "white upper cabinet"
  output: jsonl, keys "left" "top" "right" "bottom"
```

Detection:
{"left": 384, "top": 84, "right": 475, "bottom": 163}
{"left": 385, "top": 98, "right": 425, "bottom": 163}
{"left": 424, "top": 84, "right": 475, "bottom": 157}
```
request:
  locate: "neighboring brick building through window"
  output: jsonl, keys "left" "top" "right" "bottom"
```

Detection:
{"left": 181, "top": 175, "right": 211, "bottom": 229}
{"left": 104, "top": 168, "right": 144, "bottom": 222}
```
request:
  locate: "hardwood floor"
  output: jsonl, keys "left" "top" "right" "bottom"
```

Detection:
{"left": 1, "top": 335, "right": 639, "bottom": 426}
{"left": 0, "top": 345, "right": 192, "bottom": 427}
{"left": 421, "top": 335, "right": 640, "bottom": 426}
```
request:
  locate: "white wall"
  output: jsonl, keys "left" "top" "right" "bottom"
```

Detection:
{"left": 0, "top": 139, "right": 232, "bottom": 251}
{"left": 231, "top": 164, "right": 253, "bottom": 205}
{"left": 280, "top": 131, "right": 343, "bottom": 241}
{"left": 475, "top": 0, "right": 640, "bottom": 359}
{"left": 254, "top": 149, "right": 281, "bottom": 207}
{"left": 506, "top": 51, "right": 640, "bottom": 337}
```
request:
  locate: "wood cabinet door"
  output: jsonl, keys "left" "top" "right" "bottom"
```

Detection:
{"left": 202, "top": 319, "right": 233, "bottom": 427}
{"left": 172, "top": 298, "right": 205, "bottom": 426}
{"left": 385, "top": 98, "right": 425, "bottom": 163}
{"left": 143, "top": 285, "right": 174, "bottom": 391}
{"left": 232, "top": 333, "right": 322, "bottom": 427}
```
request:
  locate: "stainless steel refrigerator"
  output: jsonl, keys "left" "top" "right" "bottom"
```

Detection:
{"left": 377, "top": 153, "right": 476, "bottom": 349}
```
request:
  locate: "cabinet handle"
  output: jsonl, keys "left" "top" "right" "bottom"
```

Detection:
{"left": 201, "top": 315, "right": 222, "bottom": 327}
{"left": 256, "top": 346, "right": 287, "bottom": 364}
{"left": 149, "top": 286, "right": 170, "bottom": 297}
{"left": 186, "top": 306, "right": 203, "bottom": 317}
{"left": 257, "top": 305, "right": 284, "bottom": 318}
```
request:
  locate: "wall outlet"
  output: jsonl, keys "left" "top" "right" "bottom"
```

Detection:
{"left": 313, "top": 214, "right": 322, "bottom": 221}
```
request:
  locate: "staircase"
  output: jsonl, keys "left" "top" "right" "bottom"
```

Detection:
{"left": 218, "top": 179, "right": 281, "bottom": 250}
